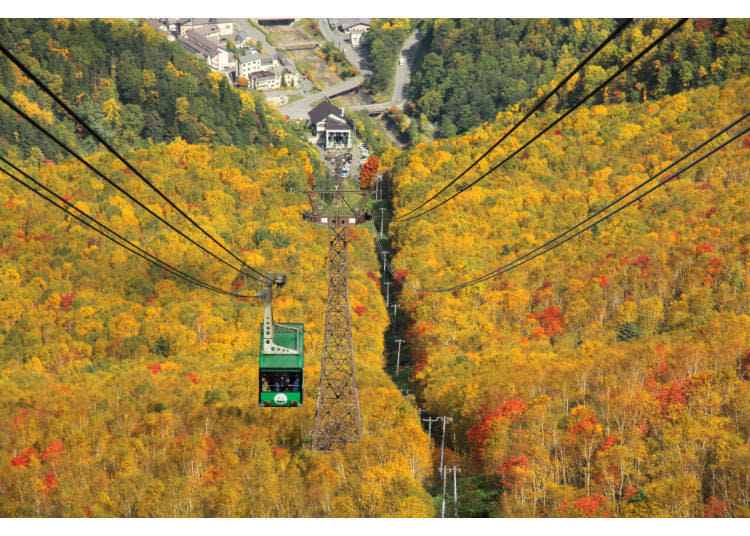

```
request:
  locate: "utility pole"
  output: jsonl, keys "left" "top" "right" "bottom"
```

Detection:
{"left": 441, "top": 466, "right": 448, "bottom": 518}
{"left": 400, "top": 388, "right": 411, "bottom": 399}
{"left": 303, "top": 152, "right": 373, "bottom": 451}
{"left": 379, "top": 207, "right": 386, "bottom": 237}
{"left": 438, "top": 416, "right": 452, "bottom": 473}
{"left": 451, "top": 466, "right": 461, "bottom": 517}
{"left": 391, "top": 303, "right": 399, "bottom": 336}
{"left": 381, "top": 249, "right": 389, "bottom": 272}
{"left": 423, "top": 416, "right": 439, "bottom": 440}
{"left": 384, "top": 281, "right": 391, "bottom": 308}
{"left": 394, "top": 338, "right": 405, "bottom": 375}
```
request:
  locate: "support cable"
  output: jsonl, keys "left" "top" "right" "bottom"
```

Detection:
{"left": 0, "top": 91, "right": 267, "bottom": 284}
{"left": 377, "top": 119, "right": 748, "bottom": 293}
{"left": 395, "top": 18, "right": 633, "bottom": 221}
{"left": 0, "top": 41, "right": 272, "bottom": 284}
{"left": 0, "top": 159, "right": 258, "bottom": 299}
{"left": 394, "top": 18, "right": 687, "bottom": 223}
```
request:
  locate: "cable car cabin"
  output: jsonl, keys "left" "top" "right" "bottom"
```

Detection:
{"left": 259, "top": 322, "right": 304, "bottom": 407}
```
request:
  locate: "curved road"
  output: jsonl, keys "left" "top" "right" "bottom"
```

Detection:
{"left": 349, "top": 28, "right": 421, "bottom": 114}
{"left": 280, "top": 75, "right": 365, "bottom": 119}
{"left": 316, "top": 18, "right": 372, "bottom": 76}
{"left": 277, "top": 21, "right": 423, "bottom": 120}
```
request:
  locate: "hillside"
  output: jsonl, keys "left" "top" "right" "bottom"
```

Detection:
{"left": 385, "top": 77, "right": 750, "bottom": 516}
{"left": 409, "top": 18, "right": 749, "bottom": 138}
{"left": 0, "top": 140, "right": 434, "bottom": 516}
{"left": 0, "top": 18, "right": 291, "bottom": 160}
{"left": 0, "top": 17, "right": 435, "bottom": 515}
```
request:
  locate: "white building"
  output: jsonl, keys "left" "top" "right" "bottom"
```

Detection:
{"left": 237, "top": 51, "right": 298, "bottom": 89}
{"left": 337, "top": 19, "right": 371, "bottom": 47}
{"left": 237, "top": 50, "right": 262, "bottom": 79}
{"left": 178, "top": 30, "right": 235, "bottom": 77}
{"left": 308, "top": 101, "right": 352, "bottom": 149}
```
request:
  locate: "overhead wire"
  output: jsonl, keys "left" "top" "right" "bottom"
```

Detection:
{"left": 394, "top": 18, "right": 633, "bottom": 221}
{"left": 0, "top": 91, "right": 268, "bottom": 285}
{"left": 393, "top": 18, "right": 688, "bottom": 224}
{"left": 0, "top": 41, "right": 273, "bottom": 284}
{"left": 0, "top": 158, "right": 259, "bottom": 299}
{"left": 376, "top": 115, "right": 749, "bottom": 293}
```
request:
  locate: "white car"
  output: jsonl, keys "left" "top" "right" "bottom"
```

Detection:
{"left": 399, "top": 56, "right": 405, "bottom": 66}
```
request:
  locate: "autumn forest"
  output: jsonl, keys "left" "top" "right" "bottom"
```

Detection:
{"left": 0, "top": 17, "right": 748, "bottom": 519}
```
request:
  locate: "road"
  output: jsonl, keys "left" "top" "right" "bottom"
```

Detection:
{"left": 316, "top": 19, "right": 372, "bottom": 76}
{"left": 280, "top": 75, "right": 365, "bottom": 120}
{"left": 349, "top": 29, "right": 421, "bottom": 114}
{"left": 245, "top": 20, "right": 424, "bottom": 122}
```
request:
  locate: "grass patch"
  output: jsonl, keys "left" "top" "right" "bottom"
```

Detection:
{"left": 298, "top": 19, "right": 324, "bottom": 41}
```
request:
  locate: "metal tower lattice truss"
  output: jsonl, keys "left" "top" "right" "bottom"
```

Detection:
{"left": 303, "top": 153, "right": 372, "bottom": 451}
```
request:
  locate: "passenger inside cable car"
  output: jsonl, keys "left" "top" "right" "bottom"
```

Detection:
{"left": 260, "top": 371, "right": 301, "bottom": 393}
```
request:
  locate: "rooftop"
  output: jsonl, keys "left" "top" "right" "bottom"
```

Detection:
{"left": 325, "top": 115, "right": 350, "bottom": 130}
{"left": 336, "top": 18, "right": 372, "bottom": 30}
{"left": 309, "top": 100, "right": 346, "bottom": 125}
{"left": 239, "top": 51, "right": 261, "bottom": 63}
{"left": 179, "top": 31, "right": 221, "bottom": 57}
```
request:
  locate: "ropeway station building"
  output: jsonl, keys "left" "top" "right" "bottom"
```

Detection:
{"left": 308, "top": 101, "right": 352, "bottom": 150}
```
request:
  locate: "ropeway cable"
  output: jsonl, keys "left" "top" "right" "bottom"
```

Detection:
{"left": 0, "top": 91, "right": 269, "bottom": 284}
{"left": 394, "top": 18, "right": 633, "bottom": 221}
{"left": 0, "top": 41, "right": 273, "bottom": 284}
{"left": 0, "top": 159, "right": 259, "bottom": 299}
{"left": 377, "top": 117, "right": 748, "bottom": 293}
{"left": 393, "top": 18, "right": 688, "bottom": 224}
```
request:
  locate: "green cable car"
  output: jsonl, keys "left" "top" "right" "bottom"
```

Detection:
{"left": 258, "top": 273, "right": 304, "bottom": 407}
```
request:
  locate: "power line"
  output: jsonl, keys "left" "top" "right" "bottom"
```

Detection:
{"left": 394, "top": 18, "right": 633, "bottom": 221}
{"left": 0, "top": 159, "right": 258, "bottom": 299}
{"left": 377, "top": 119, "right": 748, "bottom": 293}
{"left": 0, "top": 41, "right": 272, "bottom": 284}
{"left": 475, "top": 112, "right": 750, "bottom": 278}
{"left": 0, "top": 91, "right": 268, "bottom": 284}
{"left": 379, "top": 125, "right": 746, "bottom": 292}
{"left": 394, "top": 18, "right": 688, "bottom": 223}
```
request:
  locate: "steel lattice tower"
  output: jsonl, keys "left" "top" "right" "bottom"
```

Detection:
{"left": 303, "top": 153, "right": 372, "bottom": 451}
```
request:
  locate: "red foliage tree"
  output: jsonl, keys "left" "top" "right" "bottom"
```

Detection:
{"left": 60, "top": 293, "right": 75, "bottom": 311}
{"left": 633, "top": 255, "right": 650, "bottom": 270}
{"left": 467, "top": 398, "right": 527, "bottom": 461}
{"left": 695, "top": 243, "right": 715, "bottom": 256}
{"left": 359, "top": 156, "right": 380, "bottom": 189}
{"left": 654, "top": 379, "right": 688, "bottom": 417}
{"left": 392, "top": 269, "right": 408, "bottom": 285}
{"left": 703, "top": 496, "right": 728, "bottom": 517}
{"left": 10, "top": 446, "right": 37, "bottom": 467}
{"left": 497, "top": 455, "right": 528, "bottom": 487}
{"left": 572, "top": 493, "right": 609, "bottom": 517}
{"left": 42, "top": 439, "right": 64, "bottom": 461}
{"left": 42, "top": 472, "right": 58, "bottom": 489}
{"left": 529, "top": 307, "right": 565, "bottom": 338}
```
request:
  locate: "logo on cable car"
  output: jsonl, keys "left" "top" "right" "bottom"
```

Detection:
{"left": 274, "top": 393, "right": 288, "bottom": 405}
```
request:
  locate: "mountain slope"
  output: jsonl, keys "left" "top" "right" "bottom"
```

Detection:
{"left": 409, "top": 18, "right": 749, "bottom": 137}
{"left": 0, "top": 18, "right": 289, "bottom": 160}
{"left": 0, "top": 130, "right": 432, "bottom": 517}
{"left": 386, "top": 77, "right": 750, "bottom": 517}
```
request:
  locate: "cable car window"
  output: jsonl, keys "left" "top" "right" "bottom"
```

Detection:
{"left": 260, "top": 371, "right": 301, "bottom": 393}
